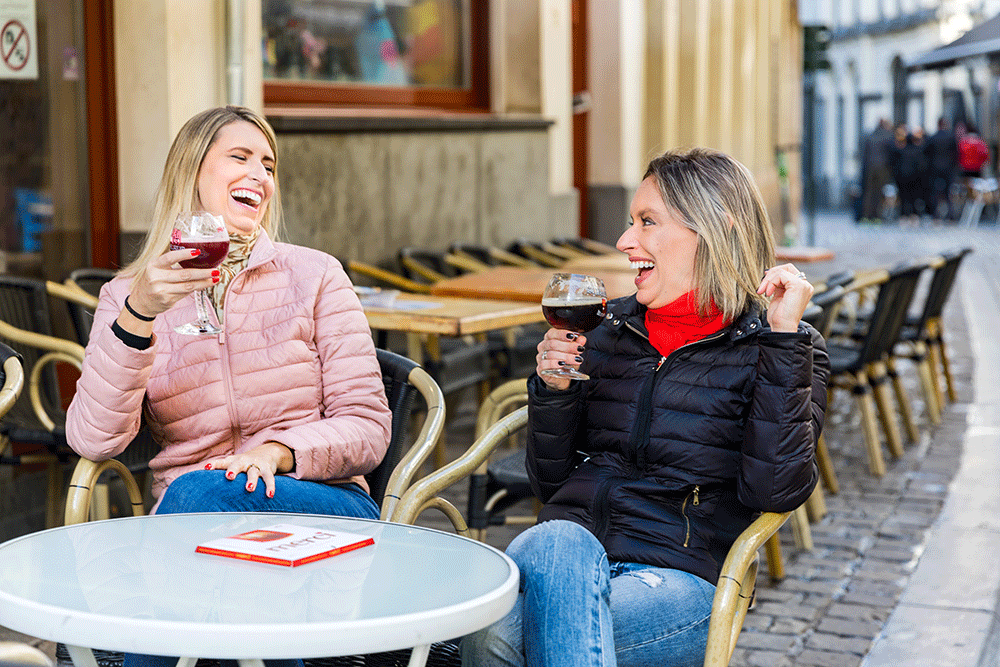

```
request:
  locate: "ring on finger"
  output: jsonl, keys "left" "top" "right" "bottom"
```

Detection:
{"left": 795, "top": 271, "right": 806, "bottom": 280}
{"left": 542, "top": 350, "right": 548, "bottom": 360}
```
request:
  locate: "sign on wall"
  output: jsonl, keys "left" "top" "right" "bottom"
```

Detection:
{"left": 0, "top": 0, "right": 37, "bottom": 80}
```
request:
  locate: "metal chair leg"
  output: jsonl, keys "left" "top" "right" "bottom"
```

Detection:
{"left": 885, "top": 357, "right": 919, "bottom": 444}
{"left": 938, "top": 333, "right": 958, "bottom": 403}
{"left": 869, "top": 363, "right": 904, "bottom": 459}
{"left": 805, "top": 484, "right": 827, "bottom": 522}
{"left": 913, "top": 343, "right": 942, "bottom": 425}
{"left": 853, "top": 372, "right": 887, "bottom": 476}
{"left": 790, "top": 505, "right": 813, "bottom": 551}
{"left": 815, "top": 432, "right": 839, "bottom": 494}
{"left": 764, "top": 534, "right": 785, "bottom": 582}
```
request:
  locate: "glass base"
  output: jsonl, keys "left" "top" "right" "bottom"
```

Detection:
{"left": 540, "top": 367, "right": 590, "bottom": 381}
{"left": 174, "top": 321, "right": 222, "bottom": 336}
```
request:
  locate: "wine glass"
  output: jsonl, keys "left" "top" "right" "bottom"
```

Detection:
{"left": 540, "top": 273, "right": 607, "bottom": 381}
{"left": 170, "top": 211, "right": 229, "bottom": 336}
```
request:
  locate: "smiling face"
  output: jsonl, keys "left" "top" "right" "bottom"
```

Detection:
{"left": 195, "top": 120, "right": 275, "bottom": 235}
{"left": 616, "top": 176, "right": 700, "bottom": 309}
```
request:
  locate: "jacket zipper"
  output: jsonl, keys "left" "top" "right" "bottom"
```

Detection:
{"left": 680, "top": 485, "right": 700, "bottom": 547}
{"left": 218, "top": 276, "right": 242, "bottom": 448}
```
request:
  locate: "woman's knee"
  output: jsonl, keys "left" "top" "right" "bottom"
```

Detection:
{"left": 155, "top": 470, "right": 232, "bottom": 514}
{"left": 507, "top": 520, "right": 605, "bottom": 580}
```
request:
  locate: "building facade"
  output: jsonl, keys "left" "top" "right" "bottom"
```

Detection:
{"left": 803, "top": 0, "right": 1000, "bottom": 210}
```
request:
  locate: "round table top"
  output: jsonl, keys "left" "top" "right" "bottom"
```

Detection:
{"left": 0, "top": 513, "right": 519, "bottom": 660}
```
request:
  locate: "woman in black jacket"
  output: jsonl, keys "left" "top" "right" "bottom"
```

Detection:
{"left": 463, "top": 148, "right": 829, "bottom": 667}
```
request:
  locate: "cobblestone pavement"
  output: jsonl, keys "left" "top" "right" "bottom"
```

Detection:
{"left": 3, "top": 211, "right": 998, "bottom": 666}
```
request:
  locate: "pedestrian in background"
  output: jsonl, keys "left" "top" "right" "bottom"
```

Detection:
{"left": 889, "top": 124, "right": 929, "bottom": 227}
{"left": 927, "top": 117, "right": 958, "bottom": 222}
{"left": 860, "top": 118, "right": 894, "bottom": 223}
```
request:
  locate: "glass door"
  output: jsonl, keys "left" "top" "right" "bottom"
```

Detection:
{"left": 1, "top": 0, "right": 90, "bottom": 281}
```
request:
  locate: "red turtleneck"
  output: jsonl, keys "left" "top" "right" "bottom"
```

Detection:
{"left": 644, "top": 292, "right": 730, "bottom": 358}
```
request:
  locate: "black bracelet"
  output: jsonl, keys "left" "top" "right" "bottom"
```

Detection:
{"left": 111, "top": 320, "right": 152, "bottom": 350}
{"left": 124, "top": 295, "right": 156, "bottom": 322}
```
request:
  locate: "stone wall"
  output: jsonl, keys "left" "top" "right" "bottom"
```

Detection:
{"left": 273, "top": 122, "right": 565, "bottom": 266}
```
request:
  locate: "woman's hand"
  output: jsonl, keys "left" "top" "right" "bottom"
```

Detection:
{"left": 536, "top": 329, "right": 587, "bottom": 392}
{"left": 125, "top": 247, "right": 221, "bottom": 319}
{"left": 758, "top": 263, "right": 814, "bottom": 333}
{"left": 204, "top": 442, "right": 295, "bottom": 498}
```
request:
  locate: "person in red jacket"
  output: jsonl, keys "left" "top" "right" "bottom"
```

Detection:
{"left": 958, "top": 124, "right": 989, "bottom": 178}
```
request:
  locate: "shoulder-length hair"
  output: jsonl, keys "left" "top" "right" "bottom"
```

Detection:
{"left": 643, "top": 147, "right": 775, "bottom": 321}
{"left": 120, "top": 106, "right": 283, "bottom": 277}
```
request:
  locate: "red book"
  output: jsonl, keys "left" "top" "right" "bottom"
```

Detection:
{"left": 195, "top": 523, "right": 375, "bottom": 567}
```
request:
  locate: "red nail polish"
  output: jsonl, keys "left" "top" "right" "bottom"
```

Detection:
{"left": 191, "top": 249, "right": 201, "bottom": 256}
{"left": 226, "top": 471, "right": 235, "bottom": 480}
{"left": 211, "top": 270, "right": 220, "bottom": 277}
{"left": 204, "top": 463, "right": 213, "bottom": 470}
{"left": 246, "top": 483, "right": 253, "bottom": 492}
{"left": 212, "top": 277, "right": 220, "bottom": 283}
{"left": 267, "top": 490, "right": 274, "bottom": 498}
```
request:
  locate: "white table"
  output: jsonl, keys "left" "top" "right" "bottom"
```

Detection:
{"left": 0, "top": 513, "right": 519, "bottom": 667}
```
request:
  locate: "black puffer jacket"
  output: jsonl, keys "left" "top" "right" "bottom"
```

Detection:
{"left": 526, "top": 295, "right": 830, "bottom": 584}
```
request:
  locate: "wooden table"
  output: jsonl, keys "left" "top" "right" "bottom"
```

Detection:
{"left": 429, "top": 266, "right": 638, "bottom": 303}
{"left": 363, "top": 293, "right": 545, "bottom": 337}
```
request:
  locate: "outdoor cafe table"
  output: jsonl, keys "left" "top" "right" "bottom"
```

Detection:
{"left": 429, "top": 266, "right": 639, "bottom": 303}
{"left": 0, "top": 512, "right": 519, "bottom": 667}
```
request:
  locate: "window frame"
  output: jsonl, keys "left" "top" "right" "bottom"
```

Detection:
{"left": 263, "top": 1, "right": 490, "bottom": 111}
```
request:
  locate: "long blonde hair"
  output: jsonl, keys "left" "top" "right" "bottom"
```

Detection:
{"left": 121, "top": 106, "right": 283, "bottom": 276}
{"left": 643, "top": 147, "right": 775, "bottom": 321}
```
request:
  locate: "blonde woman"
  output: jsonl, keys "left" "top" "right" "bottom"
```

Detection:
{"left": 67, "top": 106, "right": 390, "bottom": 522}
{"left": 464, "top": 148, "right": 830, "bottom": 667}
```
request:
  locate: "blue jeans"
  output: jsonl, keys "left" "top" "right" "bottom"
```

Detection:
{"left": 154, "top": 469, "right": 380, "bottom": 518}
{"left": 124, "top": 471, "right": 379, "bottom": 667}
{"left": 462, "top": 520, "right": 715, "bottom": 667}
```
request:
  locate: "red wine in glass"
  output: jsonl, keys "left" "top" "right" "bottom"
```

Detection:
{"left": 541, "top": 273, "right": 607, "bottom": 381}
{"left": 541, "top": 298, "right": 607, "bottom": 333}
{"left": 175, "top": 240, "right": 229, "bottom": 269}
{"left": 171, "top": 212, "right": 229, "bottom": 335}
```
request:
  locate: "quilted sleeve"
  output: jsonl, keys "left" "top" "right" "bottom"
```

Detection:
{"left": 65, "top": 279, "right": 153, "bottom": 461}
{"left": 737, "top": 324, "right": 830, "bottom": 512}
{"left": 525, "top": 374, "right": 586, "bottom": 502}
{"left": 266, "top": 258, "right": 391, "bottom": 481}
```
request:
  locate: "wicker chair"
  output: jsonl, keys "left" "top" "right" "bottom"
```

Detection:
{"left": 825, "top": 261, "right": 927, "bottom": 476}
{"left": 393, "top": 406, "right": 793, "bottom": 667}
{"left": 0, "top": 276, "right": 89, "bottom": 528}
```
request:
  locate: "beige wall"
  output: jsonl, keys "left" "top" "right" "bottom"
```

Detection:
{"left": 114, "top": 0, "right": 260, "bottom": 234}
{"left": 590, "top": 0, "right": 803, "bottom": 243}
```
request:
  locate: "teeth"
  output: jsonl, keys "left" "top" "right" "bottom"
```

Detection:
{"left": 630, "top": 260, "right": 655, "bottom": 270}
{"left": 231, "top": 189, "right": 261, "bottom": 206}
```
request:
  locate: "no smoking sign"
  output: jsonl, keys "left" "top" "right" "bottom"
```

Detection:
{"left": 2, "top": 20, "right": 29, "bottom": 71}
{"left": 0, "top": 1, "right": 38, "bottom": 80}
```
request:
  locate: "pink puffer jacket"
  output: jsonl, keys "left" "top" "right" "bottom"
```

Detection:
{"left": 66, "top": 232, "right": 391, "bottom": 508}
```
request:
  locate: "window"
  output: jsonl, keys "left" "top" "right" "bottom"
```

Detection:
{"left": 262, "top": 0, "right": 488, "bottom": 110}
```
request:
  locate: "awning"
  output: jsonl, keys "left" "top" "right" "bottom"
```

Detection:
{"left": 907, "top": 13, "right": 1000, "bottom": 71}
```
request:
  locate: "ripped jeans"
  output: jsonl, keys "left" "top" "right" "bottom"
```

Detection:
{"left": 462, "top": 520, "right": 715, "bottom": 667}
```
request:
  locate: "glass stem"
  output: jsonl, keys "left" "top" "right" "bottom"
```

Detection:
{"left": 195, "top": 289, "right": 214, "bottom": 329}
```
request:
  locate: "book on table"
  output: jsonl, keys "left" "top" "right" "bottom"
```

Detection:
{"left": 195, "top": 523, "right": 375, "bottom": 567}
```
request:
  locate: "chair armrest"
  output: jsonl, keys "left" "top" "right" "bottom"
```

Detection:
{"left": 703, "top": 511, "right": 791, "bottom": 667}
{"left": 391, "top": 406, "right": 528, "bottom": 529}
{"left": 379, "top": 365, "right": 446, "bottom": 521}
{"left": 50, "top": 280, "right": 99, "bottom": 310}
{"left": 0, "top": 354, "right": 25, "bottom": 418}
{"left": 0, "top": 319, "right": 84, "bottom": 431}
{"left": 347, "top": 260, "right": 432, "bottom": 294}
{"left": 488, "top": 247, "right": 538, "bottom": 268}
{"left": 64, "top": 457, "right": 145, "bottom": 525}
{"left": 445, "top": 252, "right": 490, "bottom": 273}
